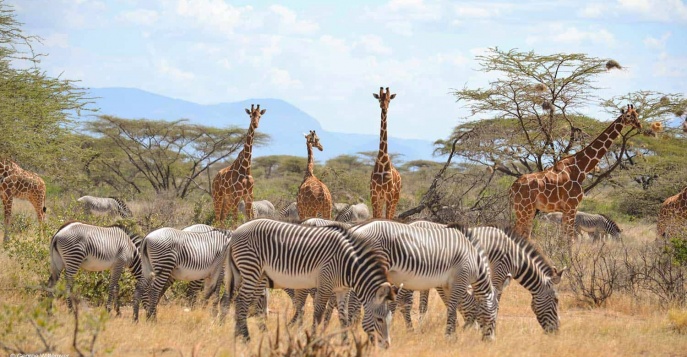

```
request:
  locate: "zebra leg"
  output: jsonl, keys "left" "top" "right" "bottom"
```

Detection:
{"left": 286, "top": 289, "right": 309, "bottom": 327}
{"left": 107, "top": 261, "right": 125, "bottom": 316}
{"left": 443, "top": 283, "right": 467, "bottom": 336}
{"left": 419, "top": 290, "right": 430, "bottom": 323}
{"left": 186, "top": 280, "right": 204, "bottom": 307}
{"left": 62, "top": 253, "right": 85, "bottom": 312}
{"left": 311, "top": 285, "right": 334, "bottom": 335}
{"left": 334, "top": 290, "right": 350, "bottom": 342}
{"left": 396, "top": 289, "right": 415, "bottom": 331}
{"left": 233, "top": 274, "right": 262, "bottom": 341}
{"left": 147, "top": 269, "right": 172, "bottom": 321}
{"left": 132, "top": 277, "right": 148, "bottom": 322}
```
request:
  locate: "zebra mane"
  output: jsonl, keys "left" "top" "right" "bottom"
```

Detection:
{"left": 54, "top": 219, "right": 84, "bottom": 233}
{"left": 598, "top": 213, "right": 621, "bottom": 232}
{"left": 108, "top": 220, "right": 142, "bottom": 242}
{"left": 336, "top": 222, "right": 390, "bottom": 277}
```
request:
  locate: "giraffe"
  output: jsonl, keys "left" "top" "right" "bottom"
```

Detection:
{"left": 297, "top": 130, "right": 332, "bottom": 220}
{"left": 657, "top": 187, "right": 687, "bottom": 239}
{"left": 211, "top": 104, "right": 265, "bottom": 227}
{"left": 509, "top": 104, "right": 642, "bottom": 243}
{"left": 370, "top": 87, "right": 402, "bottom": 219}
{"left": 1, "top": 159, "right": 46, "bottom": 242}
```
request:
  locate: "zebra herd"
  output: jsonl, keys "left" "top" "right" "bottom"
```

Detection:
{"left": 46, "top": 214, "right": 567, "bottom": 348}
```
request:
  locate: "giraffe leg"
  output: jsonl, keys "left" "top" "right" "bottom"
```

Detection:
{"left": 561, "top": 209, "right": 577, "bottom": 246}
{"left": 388, "top": 190, "right": 400, "bottom": 220}
{"left": 371, "top": 189, "right": 382, "bottom": 219}
{"left": 245, "top": 178, "right": 255, "bottom": 220}
{"left": 2, "top": 195, "right": 12, "bottom": 242}
{"left": 213, "top": 195, "right": 225, "bottom": 228}
{"left": 514, "top": 206, "right": 536, "bottom": 239}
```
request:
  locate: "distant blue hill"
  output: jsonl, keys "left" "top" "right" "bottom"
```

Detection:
{"left": 81, "top": 87, "right": 440, "bottom": 163}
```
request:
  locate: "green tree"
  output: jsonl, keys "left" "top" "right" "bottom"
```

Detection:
{"left": 0, "top": 3, "right": 91, "bottom": 181}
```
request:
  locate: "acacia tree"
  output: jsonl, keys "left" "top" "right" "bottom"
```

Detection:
{"left": 406, "top": 48, "right": 685, "bottom": 222}
{"left": 84, "top": 115, "right": 268, "bottom": 198}
{"left": 0, "top": 3, "right": 91, "bottom": 182}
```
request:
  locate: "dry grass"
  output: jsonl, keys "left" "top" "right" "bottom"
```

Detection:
{"left": 1, "top": 249, "right": 687, "bottom": 357}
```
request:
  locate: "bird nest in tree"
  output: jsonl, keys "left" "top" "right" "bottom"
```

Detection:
{"left": 675, "top": 108, "right": 685, "bottom": 117}
{"left": 541, "top": 100, "right": 553, "bottom": 111}
{"left": 533, "top": 83, "right": 547, "bottom": 92}
{"left": 606, "top": 59, "right": 622, "bottom": 70}
{"left": 650, "top": 122, "right": 664, "bottom": 133}
{"left": 660, "top": 96, "right": 670, "bottom": 105}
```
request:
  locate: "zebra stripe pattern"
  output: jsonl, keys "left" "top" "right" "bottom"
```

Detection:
{"left": 141, "top": 227, "right": 231, "bottom": 320}
{"left": 220, "top": 219, "right": 396, "bottom": 348}
{"left": 348, "top": 220, "right": 498, "bottom": 340}
{"left": 77, "top": 195, "right": 132, "bottom": 218}
{"left": 47, "top": 221, "right": 145, "bottom": 320}
{"left": 335, "top": 203, "right": 371, "bottom": 223}
{"left": 542, "top": 211, "right": 622, "bottom": 241}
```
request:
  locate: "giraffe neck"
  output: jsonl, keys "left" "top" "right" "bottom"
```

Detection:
{"left": 378, "top": 109, "right": 388, "bottom": 157}
{"left": 305, "top": 142, "right": 315, "bottom": 178}
{"left": 240, "top": 123, "right": 257, "bottom": 170}
{"left": 571, "top": 117, "right": 625, "bottom": 174}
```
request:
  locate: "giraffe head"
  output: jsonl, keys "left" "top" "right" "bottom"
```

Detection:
{"left": 619, "top": 104, "right": 642, "bottom": 130}
{"left": 244, "top": 104, "right": 266, "bottom": 129}
{"left": 372, "top": 87, "right": 396, "bottom": 113}
{"left": 304, "top": 130, "right": 323, "bottom": 151}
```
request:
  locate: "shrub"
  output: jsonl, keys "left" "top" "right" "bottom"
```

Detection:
{"left": 668, "top": 309, "right": 687, "bottom": 334}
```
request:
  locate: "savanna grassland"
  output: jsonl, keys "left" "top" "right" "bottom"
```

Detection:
{"left": 1, "top": 198, "right": 687, "bottom": 357}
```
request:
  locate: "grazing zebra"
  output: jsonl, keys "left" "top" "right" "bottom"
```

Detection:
{"left": 220, "top": 219, "right": 397, "bottom": 348}
{"left": 279, "top": 202, "right": 299, "bottom": 221}
{"left": 335, "top": 203, "right": 371, "bottom": 223}
{"left": 398, "top": 225, "right": 565, "bottom": 333}
{"left": 347, "top": 220, "right": 498, "bottom": 340}
{"left": 541, "top": 211, "right": 622, "bottom": 241}
{"left": 238, "top": 200, "right": 275, "bottom": 218}
{"left": 141, "top": 227, "right": 231, "bottom": 319}
{"left": 47, "top": 221, "right": 146, "bottom": 320}
{"left": 77, "top": 196, "right": 132, "bottom": 218}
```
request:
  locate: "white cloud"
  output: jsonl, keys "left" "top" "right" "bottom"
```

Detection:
{"left": 527, "top": 25, "right": 615, "bottom": 46}
{"left": 41, "top": 33, "right": 69, "bottom": 48}
{"left": 618, "top": 0, "right": 687, "bottom": 22}
{"left": 643, "top": 32, "right": 671, "bottom": 50}
{"left": 158, "top": 59, "right": 195, "bottom": 81}
{"left": 174, "top": 0, "right": 255, "bottom": 36}
{"left": 117, "top": 9, "right": 159, "bottom": 26}
{"left": 364, "top": 0, "right": 442, "bottom": 36}
{"left": 269, "top": 5, "right": 319, "bottom": 35}
{"left": 577, "top": 3, "right": 607, "bottom": 18}
{"left": 357, "top": 35, "right": 392, "bottom": 55}
{"left": 268, "top": 68, "right": 303, "bottom": 90}
{"left": 454, "top": 4, "right": 502, "bottom": 19}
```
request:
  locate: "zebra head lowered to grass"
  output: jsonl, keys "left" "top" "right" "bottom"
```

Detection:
{"left": 47, "top": 221, "right": 146, "bottom": 321}
{"left": 348, "top": 220, "right": 499, "bottom": 341}
{"left": 140, "top": 227, "right": 231, "bottom": 320}
{"left": 77, "top": 196, "right": 133, "bottom": 218}
{"left": 220, "top": 219, "right": 397, "bottom": 348}
{"left": 335, "top": 203, "right": 371, "bottom": 223}
{"left": 458, "top": 225, "right": 565, "bottom": 333}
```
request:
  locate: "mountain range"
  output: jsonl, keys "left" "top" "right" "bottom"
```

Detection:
{"left": 82, "top": 87, "right": 441, "bottom": 163}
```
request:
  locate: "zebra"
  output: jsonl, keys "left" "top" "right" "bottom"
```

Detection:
{"left": 397, "top": 224, "right": 566, "bottom": 333}
{"left": 301, "top": 218, "right": 352, "bottom": 228}
{"left": 238, "top": 200, "right": 276, "bottom": 219}
{"left": 140, "top": 227, "right": 231, "bottom": 320}
{"left": 77, "top": 195, "right": 132, "bottom": 218}
{"left": 541, "top": 211, "right": 622, "bottom": 241}
{"left": 335, "top": 203, "right": 371, "bottom": 223}
{"left": 47, "top": 221, "right": 146, "bottom": 320}
{"left": 219, "top": 219, "right": 397, "bottom": 348}
{"left": 279, "top": 202, "right": 299, "bottom": 221}
{"left": 346, "top": 220, "right": 498, "bottom": 340}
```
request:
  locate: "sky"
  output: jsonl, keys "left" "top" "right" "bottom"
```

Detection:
{"left": 8, "top": 0, "right": 687, "bottom": 141}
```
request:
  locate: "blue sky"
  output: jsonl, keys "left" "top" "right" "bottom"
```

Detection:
{"left": 9, "top": 0, "right": 687, "bottom": 141}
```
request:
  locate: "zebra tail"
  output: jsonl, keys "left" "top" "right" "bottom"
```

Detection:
{"left": 223, "top": 248, "right": 237, "bottom": 303}
{"left": 140, "top": 239, "right": 156, "bottom": 279}
{"left": 48, "top": 237, "right": 63, "bottom": 285}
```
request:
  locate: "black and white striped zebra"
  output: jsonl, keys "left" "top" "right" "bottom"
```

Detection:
{"left": 279, "top": 202, "right": 299, "bottom": 221}
{"left": 541, "top": 211, "right": 622, "bottom": 241}
{"left": 238, "top": 200, "right": 276, "bottom": 218}
{"left": 335, "top": 203, "right": 371, "bottom": 223}
{"left": 348, "top": 220, "right": 498, "bottom": 340}
{"left": 399, "top": 222, "right": 565, "bottom": 333}
{"left": 140, "top": 227, "right": 231, "bottom": 320}
{"left": 77, "top": 196, "right": 132, "bottom": 218}
{"left": 47, "top": 221, "right": 146, "bottom": 320}
{"left": 219, "top": 219, "right": 397, "bottom": 348}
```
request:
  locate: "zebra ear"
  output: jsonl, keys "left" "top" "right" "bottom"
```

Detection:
{"left": 376, "top": 282, "right": 395, "bottom": 302}
{"left": 502, "top": 274, "right": 512, "bottom": 289}
{"left": 551, "top": 266, "right": 568, "bottom": 284}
